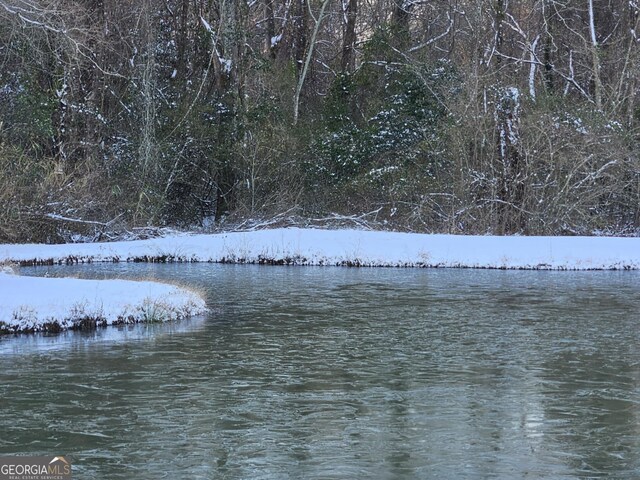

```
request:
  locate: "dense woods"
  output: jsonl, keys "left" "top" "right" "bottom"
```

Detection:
{"left": 0, "top": 0, "right": 638, "bottom": 242}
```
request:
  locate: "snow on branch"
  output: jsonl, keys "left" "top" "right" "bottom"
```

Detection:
{"left": 409, "top": 12, "right": 453, "bottom": 53}
{"left": 0, "top": 0, "right": 67, "bottom": 34}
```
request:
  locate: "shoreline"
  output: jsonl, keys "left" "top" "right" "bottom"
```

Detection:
{"left": 1, "top": 228, "right": 639, "bottom": 270}
{"left": 1, "top": 227, "right": 639, "bottom": 334}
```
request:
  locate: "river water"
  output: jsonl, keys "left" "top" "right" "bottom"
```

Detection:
{"left": 1, "top": 264, "right": 639, "bottom": 479}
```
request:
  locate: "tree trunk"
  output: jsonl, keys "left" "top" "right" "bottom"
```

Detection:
{"left": 588, "top": 0, "right": 603, "bottom": 110}
{"left": 293, "top": 0, "right": 308, "bottom": 75}
{"left": 293, "top": 0, "right": 330, "bottom": 125}
{"left": 391, "top": 0, "right": 412, "bottom": 48}
{"left": 540, "top": 0, "right": 555, "bottom": 94}
{"left": 495, "top": 87, "right": 525, "bottom": 234}
{"left": 210, "top": 0, "right": 249, "bottom": 221}
{"left": 138, "top": 3, "right": 157, "bottom": 182}
{"left": 175, "top": 0, "right": 189, "bottom": 80}
{"left": 264, "top": 0, "right": 277, "bottom": 59}
{"left": 492, "top": 2, "right": 525, "bottom": 233}
{"left": 494, "top": 0, "right": 504, "bottom": 67}
{"left": 341, "top": 0, "right": 358, "bottom": 73}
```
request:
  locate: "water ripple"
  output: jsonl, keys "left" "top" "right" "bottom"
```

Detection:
{"left": 2, "top": 265, "right": 640, "bottom": 479}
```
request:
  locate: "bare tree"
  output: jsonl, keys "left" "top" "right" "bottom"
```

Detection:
{"left": 293, "top": 0, "right": 330, "bottom": 125}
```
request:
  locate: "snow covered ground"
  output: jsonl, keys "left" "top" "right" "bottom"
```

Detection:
{"left": 0, "top": 270, "right": 207, "bottom": 334}
{"left": 1, "top": 227, "right": 639, "bottom": 270}
{"left": 1, "top": 228, "right": 638, "bottom": 333}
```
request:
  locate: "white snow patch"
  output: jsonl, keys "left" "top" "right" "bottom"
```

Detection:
{"left": 0, "top": 272, "right": 207, "bottom": 334}
{"left": 219, "top": 57, "right": 232, "bottom": 73}
{"left": 200, "top": 16, "right": 213, "bottom": 34}
{"left": 1, "top": 228, "right": 638, "bottom": 270}
{"left": 270, "top": 33, "right": 283, "bottom": 48}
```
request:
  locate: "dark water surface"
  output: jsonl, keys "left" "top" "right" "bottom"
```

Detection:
{"left": 1, "top": 264, "right": 639, "bottom": 479}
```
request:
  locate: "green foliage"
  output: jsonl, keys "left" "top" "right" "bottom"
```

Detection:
{"left": 0, "top": 76, "right": 56, "bottom": 155}
{"left": 309, "top": 39, "right": 451, "bottom": 192}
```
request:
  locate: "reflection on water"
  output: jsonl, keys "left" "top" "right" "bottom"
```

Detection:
{"left": 1, "top": 264, "right": 639, "bottom": 479}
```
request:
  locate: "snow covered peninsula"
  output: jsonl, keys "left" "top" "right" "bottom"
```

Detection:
{"left": 0, "top": 270, "right": 207, "bottom": 334}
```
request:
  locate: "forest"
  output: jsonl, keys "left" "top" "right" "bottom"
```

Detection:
{"left": 0, "top": 0, "right": 638, "bottom": 243}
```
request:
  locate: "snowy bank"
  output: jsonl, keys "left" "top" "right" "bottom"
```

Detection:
{"left": 1, "top": 228, "right": 639, "bottom": 270}
{"left": 0, "top": 272, "right": 207, "bottom": 334}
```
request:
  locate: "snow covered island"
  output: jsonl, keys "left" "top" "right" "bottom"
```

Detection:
{"left": 1, "top": 227, "right": 639, "bottom": 334}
